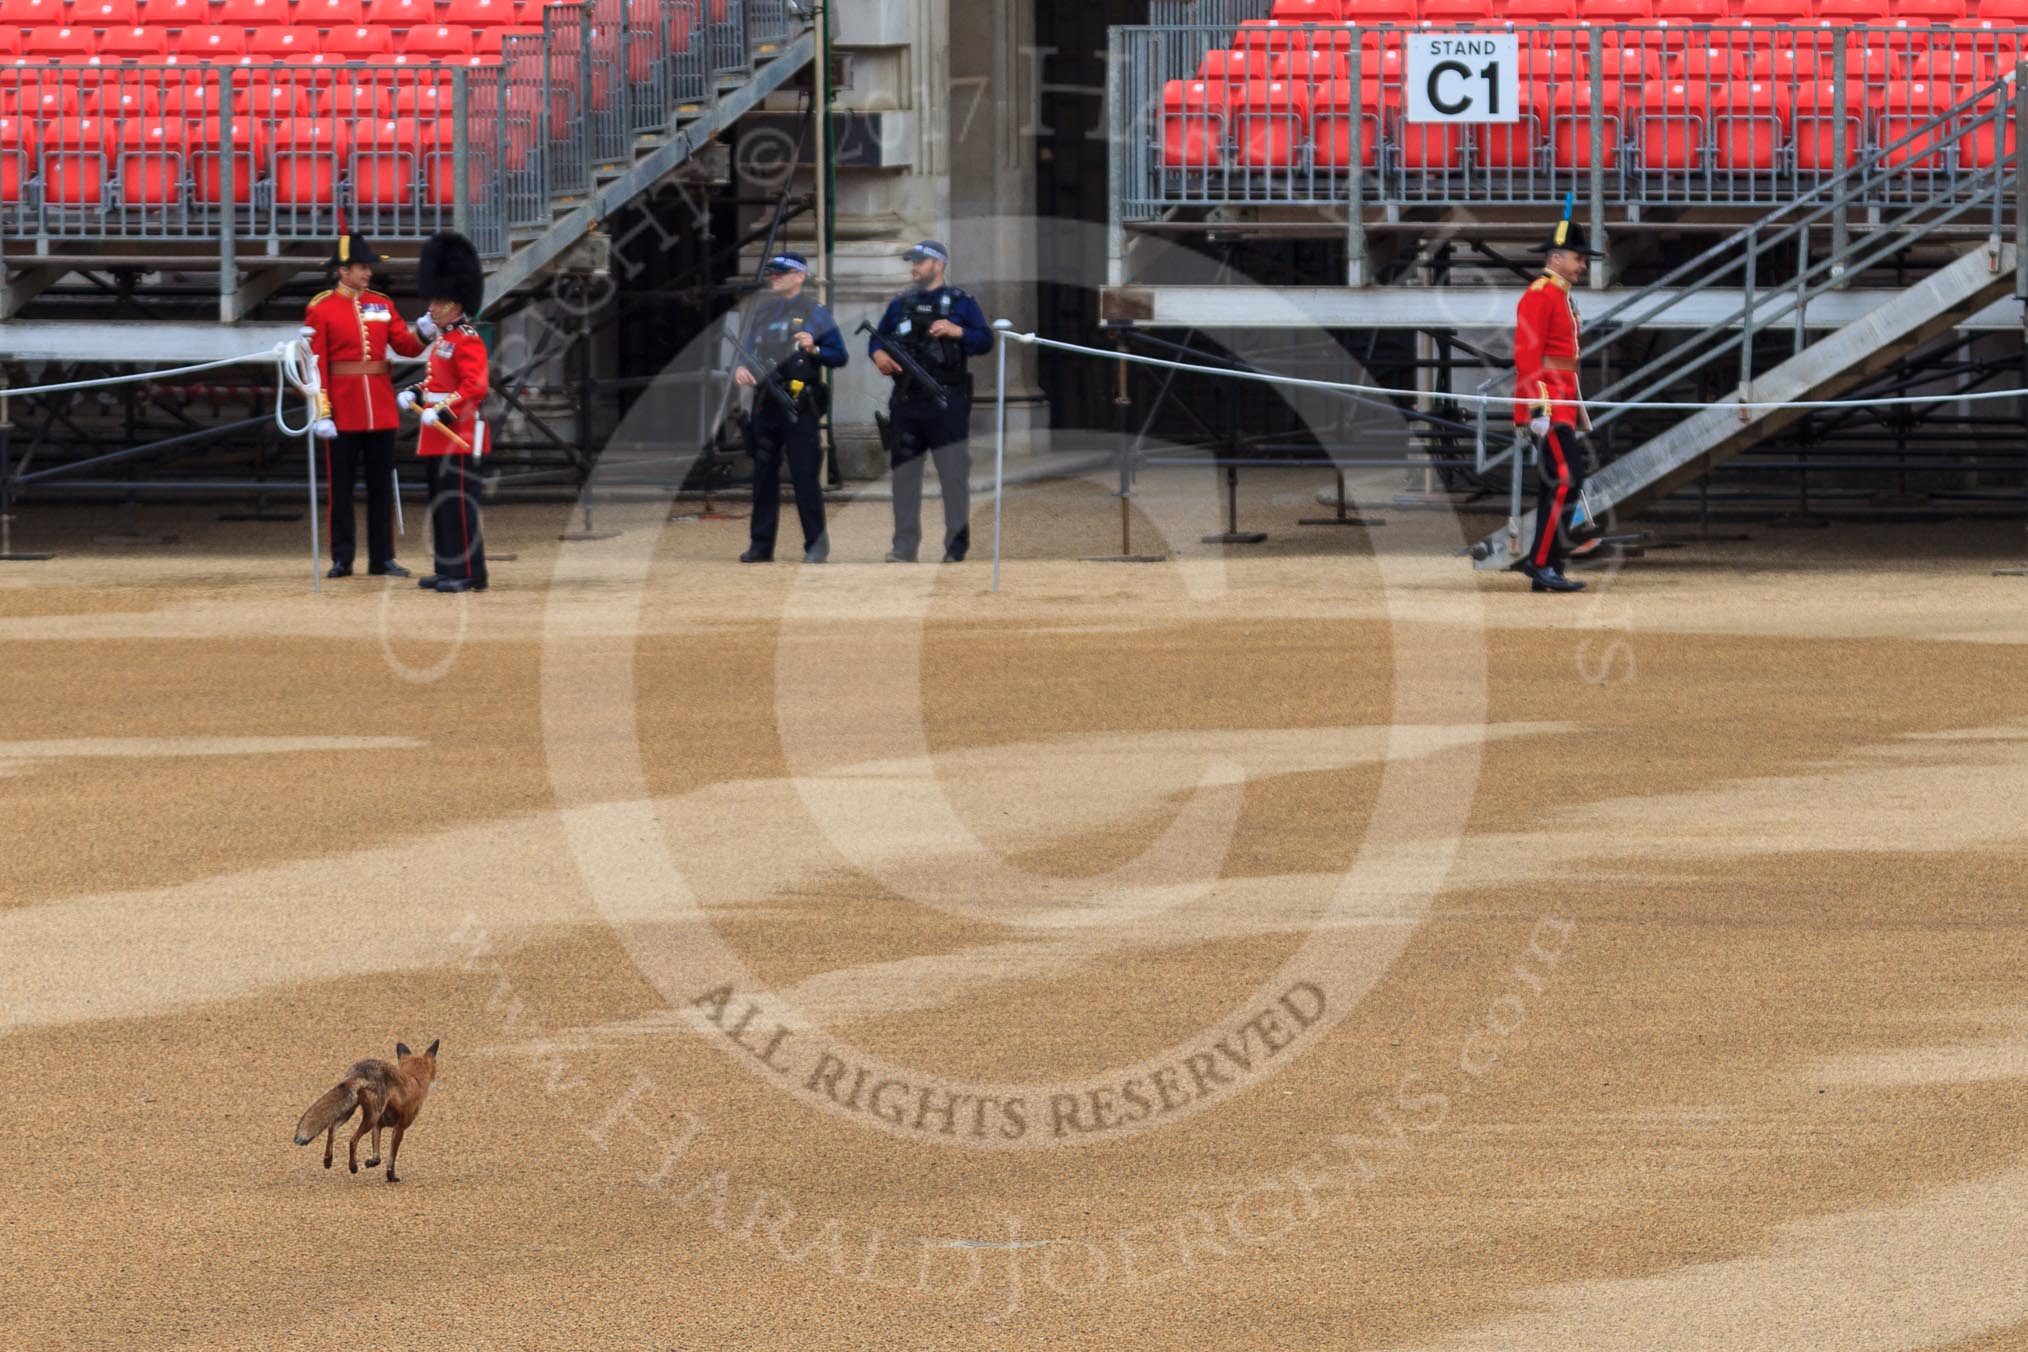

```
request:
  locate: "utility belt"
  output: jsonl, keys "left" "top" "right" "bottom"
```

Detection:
{"left": 330, "top": 360, "right": 390, "bottom": 377}
{"left": 892, "top": 370, "right": 972, "bottom": 407}
{"left": 763, "top": 373, "right": 829, "bottom": 418}
{"left": 1541, "top": 355, "right": 1581, "bottom": 372}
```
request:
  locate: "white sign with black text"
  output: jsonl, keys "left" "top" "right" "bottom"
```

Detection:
{"left": 1404, "top": 33, "right": 1520, "bottom": 124}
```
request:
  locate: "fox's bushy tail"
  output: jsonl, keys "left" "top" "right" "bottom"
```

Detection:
{"left": 293, "top": 1081, "right": 359, "bottom": 1145}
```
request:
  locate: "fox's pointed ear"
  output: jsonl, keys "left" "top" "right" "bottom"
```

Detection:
{"left": 397, "top": 1042, "right": 412, "bottom": 1058}
{"left": 426, "top": 1040, "right": 439, "bottom": 1057}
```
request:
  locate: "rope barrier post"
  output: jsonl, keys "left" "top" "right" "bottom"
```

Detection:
{"left": 306, "top": 421, "right": 321, "bottom": 593}
{"left": 992, "top": 320, "right": 1008, "bottom": 593}
{"left": 1346, "top": 37, "right": 1365, "bottom": 287}
{"left": 1202, "top": 395, "right": 1264, "bottom": 547}
{"left": 1116, "top": 332, "right": 1132, "bottom": 556}
{"left": 1831, "top": 43, "right": 1849, "bottom": 281}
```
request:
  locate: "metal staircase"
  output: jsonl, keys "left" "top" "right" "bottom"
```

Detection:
{"left": 1470, "top": 76, "right": 2028, "bottom": 570}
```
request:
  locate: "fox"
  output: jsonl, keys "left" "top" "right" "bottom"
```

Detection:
{"left": 292, "top": 1040, "right": 439, "bottom": 1183}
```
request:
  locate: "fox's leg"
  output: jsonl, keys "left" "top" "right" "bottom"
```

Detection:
{"left": 366, "top": 1118, "right": 383, "bottom": 1169}
{"left": 384, "top": 1124, "right": 406, "bottom": 1184}
{"left": 323, "top": 1121, "right": 336, "bottom": 1170}
{"left": 348, "top": 1105, "right": 376, "bottom": 1174}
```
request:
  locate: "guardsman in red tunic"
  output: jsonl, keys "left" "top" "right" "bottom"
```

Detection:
{"left": 397, "top": 232, "right": 490, "bottom": 594}
{"left": 1512, "top": 208, "right": 1602, "bottom": 594}
{"left": 303, "top": 233, "right": 429, "bottom": 579}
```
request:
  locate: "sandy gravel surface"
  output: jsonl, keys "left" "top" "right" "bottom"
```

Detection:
{"left": 3, "top": 468, "right": 2026, "bottom": 1350}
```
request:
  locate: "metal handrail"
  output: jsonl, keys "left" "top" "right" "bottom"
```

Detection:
{"left": 1588, "top": 74, "right": 2020, "bottom": 426}
{"left": 1584, "top": 71, "right": 2019, "bottom": 339}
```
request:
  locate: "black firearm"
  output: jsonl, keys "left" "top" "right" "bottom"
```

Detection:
{"left": 726, "top": 327, "right": 805, "bottom": 419}
{"left": 856, "top": 318, "right": 951, "bottom": 410}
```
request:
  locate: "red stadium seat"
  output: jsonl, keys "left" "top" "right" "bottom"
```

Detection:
{"left": 250, "top": 28, "right": 323, "bottom": 59}
{"left": 1271, "top": 0, "right": 1346, "bottom": 21}
{"left": 1872, "top": 79, "right": 1961, "bottom": 168}
{"left": 1350, "top": 0, "right": 1418, "bottom": 25}
{"left": 1678, "top": 42, "right": 1749, "bottom": 78}
{"left": 473, "top": 23, "right": 540, "bottom": 54}
{"left": 117, "top": 117, "right": 185, "bottom": 205}
{"left": 1547, "top": 84, "right": 1623, "bottom": 169}
{"left": 1578, "top": 0, "right": 1655, "bottom": 18}
{"left": 1746, "top": 44, "right": 1820, "bottom": 80}
{"left": 188, "top": 116, "right": 262, "bottom": 203}
{"left": 3, "top": 77, "right": 89, "bottom": 118}
{"left": 0, "top": 30, "right": 18, "bottom": 57}
{"left": 1235, "top": 20, "right": 1308, "bottom": 58}
{"left": 1711, "top": 79, "right": 1790, "bottom": 168}
{"left": 72, "top": 0, "right": 139, "bottom": 24}
{"left": 23, "top": 28, "right": 98, "bottom": 61}
{"left": 296, "top": 0, "right": 367, "bottom": 26}
{"left": 1793, "top": 80, "right": 1865, "bottom": 167}
{"left": 1199, "top": 48, "right": 1276, "bottom": 84}
{"left": 1279, "top": 48, "right": 1348, "bottom": 82}
{"left": 1637, "top": 79, "right": 1709, "bottom": 169}
{"left": 1312, "top": 77, "right": 1384, "bottom": 167}
{"left": 0, "top": 113, "right": 30, "bottom": 202}
{"left": 173, "top": 27, "right": 251, "bottom": 61}
{"left": 1160, "top": 79, "right": 1227, "bottom": 170}
{"left": 1957, "top": 88, "right": 2016, "bottom": 167}
{"left": 387, "top": 78, "right": 460, "bottom": 116}
{"left": 1507, "top": 0, "right": 1579, "bottom": 19}
{"left": 363, "top": 0, "right": 437, "bottom": 21}
{"left": 1898, "top": 0, "right": 1966, "bottom": 18}
{"left": 1739, "top": 0, "right": 1815, "bottom": 21}
{"left": 215, "top": 0, "right": 296, "bottom": 24}
{"left": 0, "top": 0, "right": 66, "bottom": 27}
{"left": 1815, "top": 0, "right": 1887, "bottom": 18}
{"left": 399, "top": 25, "right": 475, "bottom": 58}
{"left": 323, "top": 25, "right": 395, "bottom": 59}
{"left": 319, "top": 82, "right": 389, "bottom": 115}
{"left": 96, "top": 80, "right": 165, "bottom": 117}
{"left": 1657, "top": 0, "right": 1728, "bottom": 20}
{"left": 270, "top": 116, "right": 346, "bottom": 204}
{"left": 1971, "top": 0, "right": 2028, "bottom": 24}
{"left": 1475, "top": 92, "right": 1546, "bottom": 168}
{"left": 96, "top": 27, "right": 170, "bottom": 62}
{"left": 1234, "top": 78, "right": 1310, "bottom": 166}
{"left": 1419, "top": 0, "right": 1493, "bottom": 21}
{"left": 350, "top": 115, "right": 429, "bottom": 204}
{"left": 43, "top": 117, "right": 112, "bottom": 208}
{"left": 136, "top": 0, "right": 207, "bottom": 23}
{"left": 443, "top": 0, "right": 522, "bottom": 22}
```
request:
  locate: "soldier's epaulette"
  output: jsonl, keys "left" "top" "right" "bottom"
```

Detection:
{"left": 308, "top": 287, "right": 334, "bottom": 308}
{"left": 1528, "top": 277, "right": 1550, "bottom": 292}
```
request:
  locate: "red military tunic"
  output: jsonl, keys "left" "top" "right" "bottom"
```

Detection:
{"left": 1512, "top": 270, "right": 1584, "bottom": 427}
{"left": 406, "top": 320, "right": 489, "bottom": 457}
{"left": 302, "top": 282, "right": 427, "bottom": 432}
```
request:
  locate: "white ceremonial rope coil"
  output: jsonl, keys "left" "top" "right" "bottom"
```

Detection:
{"left": 996, "top": 328, "right": 2028, "bottom": 412}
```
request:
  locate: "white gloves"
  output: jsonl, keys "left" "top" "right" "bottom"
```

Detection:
{"left": 419, "top": 407, "right": 440, "bottom": 426}
{"left": 1528, "top": 416, "right": 1551, "bottom": 437}
{"left": 312, "top": 418, "right": 338, "bottom": 439}
{"left": 396, "top": 389, "right": 418, "bottom": 412}
{"left": 416, "top": 312, "right": 438, "bottom": 341}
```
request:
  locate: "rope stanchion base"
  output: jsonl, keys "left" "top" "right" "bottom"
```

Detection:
{"left": 1994, "top": 567, "right": 2028, "bottom": 576}
{"left": 1082, "top": 553, "right": 1167, "bottom": 563}
{"left": 93, "top": 531, "right": 182, "bottom": 546}
{"left": 1298, "top": 472, "right": 1385, "bottom": 529}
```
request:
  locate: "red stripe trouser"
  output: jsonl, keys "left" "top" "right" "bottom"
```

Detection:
{"left": 1527, "top": 422, "right": 1582, "bottom": 571}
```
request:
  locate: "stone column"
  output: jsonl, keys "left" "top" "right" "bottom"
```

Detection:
{"left": 820, "top": 0, "right": 1043, "bottom": 478}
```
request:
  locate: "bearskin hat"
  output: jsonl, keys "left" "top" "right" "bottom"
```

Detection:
{"left": 417, "top": 231, "right": 485, "bottom": 316}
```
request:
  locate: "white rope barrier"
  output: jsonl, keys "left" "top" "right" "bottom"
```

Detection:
{"left": 1, "top": 350, "right": 283, "bottom": 401}
{"left": 995, "top": 327, "right": 2028, "bottom": 412}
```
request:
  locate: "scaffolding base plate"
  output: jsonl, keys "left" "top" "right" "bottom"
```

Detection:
{"left": 1297, "top": 516, "right": 1382, "bottom": 527}
{"left": 1201, "top": 532, "right": 1267, "bottom": 545}
{"left": 218, "top": 512, "right": 302, "bottom": 522}
{"left": 559, "top": 530, "right": 621, "bottom": 542}
{"left": 1082, "top": 554, "right": 1167, "bottom": 563}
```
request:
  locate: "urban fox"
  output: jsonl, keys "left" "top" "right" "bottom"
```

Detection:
{"left": 293, "top": 1040, "right": 439, "bottom": 1183}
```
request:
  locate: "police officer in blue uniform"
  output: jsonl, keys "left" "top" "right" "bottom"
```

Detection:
{"left": 738, "top": 252, "right": 847, "bottom": 563}
{"left": 867, "top": 240, "right": 993, "bottom": 563}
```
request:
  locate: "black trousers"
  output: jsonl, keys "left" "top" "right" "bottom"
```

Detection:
{"left": 425, "top": 455, "right": 487, "bottom": 587}
{"left": 749, "top": 398, "right": 827, "bottom": 556}
{"left": 1528, "top": 422, "right": 1585, "bottom": 572}
{"left": 325, "top": 429, "right": 397, "bottom": 570}
{"left": 889, "top": 394, "right": 972, "bottom": 561}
